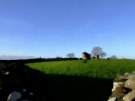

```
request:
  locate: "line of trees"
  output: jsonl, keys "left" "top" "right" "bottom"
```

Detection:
{"left": 66, "top": 46, "right": 118, "bottom": 59}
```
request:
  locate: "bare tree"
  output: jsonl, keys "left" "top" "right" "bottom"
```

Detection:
{"left": 121, "top": 57, "right": 128, "bottom": 59}
{"left": 91, "top": 46, "right": 106, "bottom": 58}
{"left": 110, "top": 55, "right": 117, "bottom": 59}
{"left": 67, "top": 53, "right": 75, "bottom": 58}
{"left": 100, "top": 52, "right": 106, "bottom": 58}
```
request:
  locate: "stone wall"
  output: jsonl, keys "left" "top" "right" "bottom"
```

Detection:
{"left": 108, "top": 72, "right": 135, "bottom": 101}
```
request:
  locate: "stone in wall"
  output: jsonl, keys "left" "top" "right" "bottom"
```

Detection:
{"left": 108, "top": 97, "right": 116, "bottom": 101}
{"left": 109, "top": 92, "right": 125, "bottom": 101}
{"left": 123, "top": 91, "right": 135, "bottom": 101}
{"left": 7, "top": 91, "right": 22, "bottom": 101}
{"left": 125, "top": 75, "right": 135, "bottom": 90}
{"left": 108, "top": 72, "right": 135, "bottom": 101}
{"left": 112, "top": 82, "right": 125, "bottom": 93}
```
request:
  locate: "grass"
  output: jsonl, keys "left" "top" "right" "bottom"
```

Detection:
{"left": 26, "top": 59, "right": 135, "bottom": 79}
{"left": 26, "top": 59, "right": 135, "bottom": 100}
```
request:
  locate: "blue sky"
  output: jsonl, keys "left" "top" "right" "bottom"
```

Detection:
{"left": 0, "top": 0, "right": 135, "bottom": 59}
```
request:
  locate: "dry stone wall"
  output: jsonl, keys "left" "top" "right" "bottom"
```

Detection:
{"left": 108, "top": 71, "right": 135, "bottom": 101}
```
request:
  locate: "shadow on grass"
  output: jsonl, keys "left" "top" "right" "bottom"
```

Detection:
{"left": 0, "top": 62, "right": 113, "bottom": 101}
{"left": 24, "top": 66, "right": 113, "bottom": 101}
{"left": 44, "top": 74, "right": 113, "bottom": 101}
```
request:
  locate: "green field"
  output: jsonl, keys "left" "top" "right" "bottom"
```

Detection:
{"left": 26, "top": 59, "right": 135, "bottom": 79}
{"left": 26, "top": 59, "right": 135, "bottom": 101}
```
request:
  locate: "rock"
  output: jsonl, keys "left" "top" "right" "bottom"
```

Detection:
{"left": 108, "top": 97, "right": 117, "bottom": 101}
{"left": 127, "top": 75, "right": 135, "bottom": 80}
{"left": 112, "top": 82, "right": 125, "bottom": 92}
{"left": 3, "top": 71, "right": 9, "bottom": 75}
{"left": 108, "top": 72, "right": 135, "bottom": 101}
{"left": 7, "top": 91, "right": 22, "bottom": 101}
{"left": 117, "top": 74, "right": 125, "bottom": 81}
{"left": 29, "top": 92, "right": 34, "bottom": 96}
{"left": 110, "top": 92, "right": 125, "bottom": 100}
{"left": 124, "top": 73, "right": 130, "bottom": 79}
{"left": 123, "top": 91, "right": 135, "bottom": 101}
{"left": 23, "top": 88, "right": 27, "bottom": 93}
{"left": 125, "top": 75, "right": 135, "bottom": 90}
{"left": 132, "top": 71, "right": 135, "bottom": 74}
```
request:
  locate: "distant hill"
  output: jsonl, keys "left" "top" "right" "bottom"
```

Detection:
{"left": 0, "top": 55, "right": 35, "bottom": 60}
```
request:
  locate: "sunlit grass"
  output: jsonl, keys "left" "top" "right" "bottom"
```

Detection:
{"left": 26, "top": 59, "right": 135, "bottom": 79}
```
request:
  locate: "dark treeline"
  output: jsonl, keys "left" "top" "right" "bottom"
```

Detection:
{"left": 0, "top": 58, "right": 78, "bottom": 64}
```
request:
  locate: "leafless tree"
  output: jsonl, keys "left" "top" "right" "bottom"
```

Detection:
{"left": 67, "top": 53, "right": 75, "bottom": 58}
{"left": 121, "top": 57, "right": 128, "bottom": 59}
{"left": 110, "top": 55, "right": 117, "bottom": 59}
{"left": 91, "top": 47, "right": 106, "bottom": 58}
{"left": 100, "top": 52, "right": 106, "bottom": 58}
